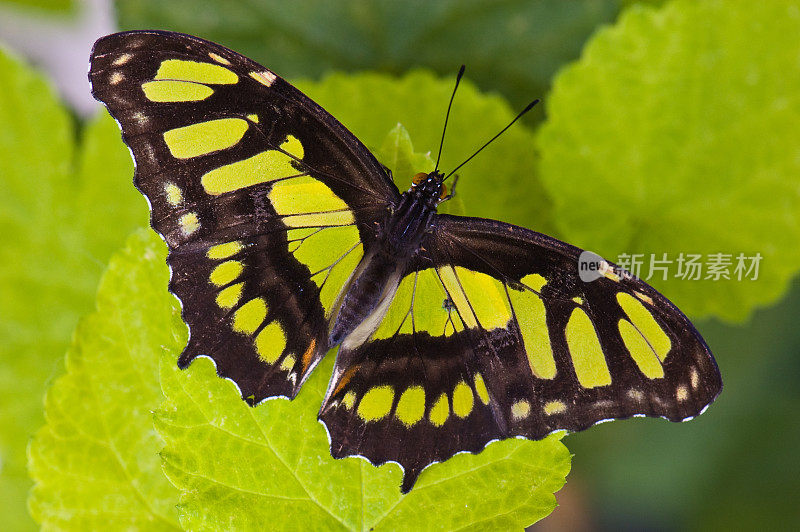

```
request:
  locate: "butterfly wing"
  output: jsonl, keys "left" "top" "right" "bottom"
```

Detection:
{"left": 90, "top": 31, "right": 399, "bottom": 401}
{"left": 319, "top": 213, "right": 721, "bottom": 492}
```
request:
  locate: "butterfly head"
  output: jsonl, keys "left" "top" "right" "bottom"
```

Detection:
{"left": 411, "top": 171, "right": 448, "bottom": 202}
{"left": 408, "top": 66, "right": 537, "bottom": 210}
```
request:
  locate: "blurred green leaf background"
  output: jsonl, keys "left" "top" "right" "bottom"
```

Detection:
{"left": 1, "top": 0, "right": 799, "bottom": 529}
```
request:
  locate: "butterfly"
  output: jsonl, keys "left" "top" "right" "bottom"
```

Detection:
{"left": 89, "top": 30, "right": 722, "bottom": 493}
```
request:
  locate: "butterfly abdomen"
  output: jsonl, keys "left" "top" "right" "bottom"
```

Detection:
{"left": 329, "top": 249, "right": 404, "bottom": 349}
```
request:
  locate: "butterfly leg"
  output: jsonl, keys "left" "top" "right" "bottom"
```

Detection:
{"left": 440, "top": 174, "right": 460, "bottom": 202}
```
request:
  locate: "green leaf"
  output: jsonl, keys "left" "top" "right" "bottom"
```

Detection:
{"left": 115, "top": 0, "right": 619, "bottom": 113}
{"left": 0, "top": 0, "right": 75, "bottom": 13}
{"left": 296, "top": 70, "right": 553, "bottom": 234}
{"left": 0, "top": 46, "right": 144, "bottom": 529}
{"left": 27, "top": 231, "right": 181, "bottom": 530}
{"left": 0, "top": 44, "right": 71, "bottom": 531}
{"left": 377, "top": 123, "right": 435, "bottom": 186}
{"left": 156, "top": 344, "right": 569, "bottom": 530}
{"left": 25, "top": 67, "right": 568, "bottom": 530}
{"left": 537, "top": 0, "right": 800, "bottom": 321}
{"left": 621, "top": 0, "right": 667, "bottom": 7}
{"left": 148, "top": 72, "right": 569, "bottom": 530}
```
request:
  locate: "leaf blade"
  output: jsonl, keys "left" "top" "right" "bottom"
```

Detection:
{"left": 157, "top": 352, "right": 569, "bottom": 530}
{"left": 537, "top": 0, "right": 800, "bottom": 320}
{"left": 27, "top": 231, "right": 181, "bottom": 530}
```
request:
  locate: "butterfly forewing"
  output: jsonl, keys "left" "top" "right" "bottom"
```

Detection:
{"left": 90, "top": 31, "right": 395, "bottom": 401}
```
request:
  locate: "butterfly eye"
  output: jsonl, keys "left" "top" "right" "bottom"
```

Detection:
{"left": 439, "top": 183, "right": 448, "bottom": 200}
{"left": 412, "top": 172, "right": 428, "bottom": 185}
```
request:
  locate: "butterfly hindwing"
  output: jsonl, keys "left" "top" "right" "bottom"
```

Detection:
{"left": 89, "top": 31, "right": 396, "bottom": 401}
{"left": 320, "top": 214, "right": 721, "bottom": 491}
{"left": 320, "top": 267, "right": 506, "bottom": 492}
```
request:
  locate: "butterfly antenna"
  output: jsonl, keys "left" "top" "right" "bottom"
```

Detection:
{"left": 434, "top": 65, "right": 466, "bottom": 172}
{"left": 444, "top": 98, "right": 540, "bottom": 181}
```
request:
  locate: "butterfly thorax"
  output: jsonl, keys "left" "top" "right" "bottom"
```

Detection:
{"left": 328, "top": 172, "right": 444, "bottom": 350}
{"left": 387, "top": 172, "right": 444, "bottom": 249}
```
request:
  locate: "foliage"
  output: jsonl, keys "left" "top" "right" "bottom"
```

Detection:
{"left": 537, "top": 0, "right": 800, "bottom": 320}
{"left": 26, "top": 73, "right": 570, "bottom": 529}
{"left": 375, "top": 123, "right": 464, "bottom": 215}
{"left": 27, "top": 232, "right": 181, "bottom": 529}
{"left": 0, "top": 46, "right": 143, "bottom": 530}
{"left": 0, "top": 0, "right": 74, "bottom": 14}
{"left": 115, "top": 0, "right": 620, "bottom": 113}
{"left": 6, "top": 0, "right": 800, "bottom": 529}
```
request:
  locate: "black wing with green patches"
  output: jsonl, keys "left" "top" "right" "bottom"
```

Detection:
{"left": 320, "top": 214, "right": 721, "bottom": 492}
{"left": 90, "top": 31, "right": 396, "bottom": 401}
{"left": 90, "top": 30, "right": 721, "bottom": 496}
{"left": 429, "top": 215, "right": 722, "bottom": 425}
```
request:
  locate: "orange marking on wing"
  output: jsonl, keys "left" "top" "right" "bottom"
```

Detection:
{"left": 332, "top": 364, "right": 361, "bottom": 397}
{"left": 301, "top": 338, "right": 317, "bottom": 371}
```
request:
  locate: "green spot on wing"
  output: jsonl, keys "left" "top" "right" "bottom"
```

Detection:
{"left": 154, "top": 58, "right": 238, "bottom": 84}
{"left": 357, "top": 385, "right": 394, "bottom": 421}
{"left": 617, "top": 292, "right": 671, "bottom": 361}
{"left": 396, "top": 386, "right": 426, "bottom": 426}
{"left": 141, "top": 80, "right": 214, "bottom": 102}
{"left": 163, "top": 118, "right": 248, "bottom": 159}
{"left": 452, "top": 382, "right": 474, "bottom": 418}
